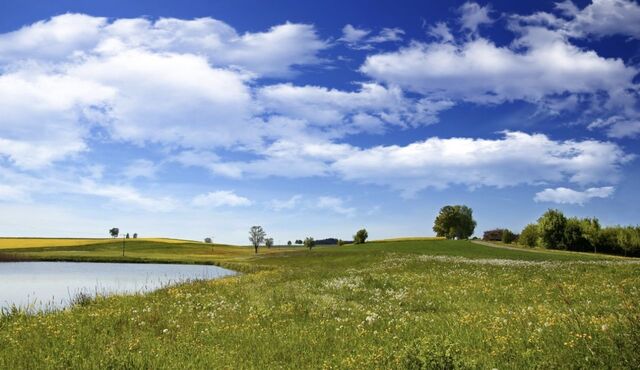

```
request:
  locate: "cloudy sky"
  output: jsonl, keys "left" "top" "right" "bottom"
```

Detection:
{"left": 0, "top": 0, "right": 639, "bottom": 243}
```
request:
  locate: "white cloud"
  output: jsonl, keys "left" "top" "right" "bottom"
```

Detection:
{"left": 558, "top": 0, "right": 640, "bottom": 39}
{"left": 332, "top": 131, "right": 633, "bottom": 196}
{"left": 458, "top": 2, "right": 493, "bottom": 33}
{"left": 428, "top": 22, "right": 454, "bottom": 43}
{"left": 368, "top": 27, "right": 405, "bottom": 43}
{"left": 0, "top": 70, "right": 114, "bottom": 168}
{"left": 316, "top": 196, "right": 355, "bottom": 216}
{"left": 0, "top": 14, "right": 327, "bottom": 77}
{"left": 588, "top": 116, "right": 640, "bottom": 138}
{"left": 339, "top": 24, "right": 370, "bottom": 44}
{"left": 534, "top": 186, "right": 615, "bottom": 205}
{"left": 77, "top": 180, "right": 177, "bottom": 212}
{"left": 257, "top": 82, "right": 453, "bottom": 135}
{"left": 70, "top": 49, "right": 258, "bottom": 149}
{"left": 268, "top": 195, "right": 303, "bottom": 211}
{"left": 360, "top": 33, "right": 636, "bottom": 108}
{"left": 339, "top": 24, "right": 404, "bottom": 49}
{"left": 192, "top": 190, "right": 252, "bottom": 208}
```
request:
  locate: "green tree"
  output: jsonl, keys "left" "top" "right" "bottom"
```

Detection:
{"left": 304, "top": 237, "right": 315, "bottom": 250}
{"left": 109, "top": 228, "right": 119, "bottom": 238}
{"left": 353, "top": 229, "right": 368, "bottom": 244}
{"left": 287, "top": 240, "right": 292, "bottom": 246}
{"left": 579, "top": 217, "right": 601, "bottom": 253}
{"left": 537, "top": 209, "right": 567, "bottom": 249}
{"left": 564, "top": 217, "right": 587, "bottom": 251}
{"left": 519, "top": 224, "right": 539, "bottom": 248}
{"left": 248, "top": 226, "right": 266, "bottom": 254}
{"left": 501, "top": 229, "right": 517, "bottom": 244}
{"left": 265, "top": 238, "right": 274, "bottom": 249}
{"left": 433, "top": 205, "right": 476, "bottom": 239}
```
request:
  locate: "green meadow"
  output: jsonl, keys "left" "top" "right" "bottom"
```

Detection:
{"left": 1, "top": 239, "right": 639, "bottom": 369}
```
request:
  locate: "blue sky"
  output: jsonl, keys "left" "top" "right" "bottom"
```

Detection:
{"left": 0, "top": 0, "right": 639, "bottom": 244}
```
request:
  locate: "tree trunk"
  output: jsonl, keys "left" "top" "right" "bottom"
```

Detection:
{"left": 254, "top": 245, "right": 258, "bottom": 254}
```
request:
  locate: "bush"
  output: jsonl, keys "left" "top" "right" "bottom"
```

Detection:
{"left": 519, "top": 224, "right": 538, "bottom": 248}
{"left": 501, "top": 229, "right": 517, "bottom": 244}
{"left": 483, "top": 229, "right": 504, "bottom": 241}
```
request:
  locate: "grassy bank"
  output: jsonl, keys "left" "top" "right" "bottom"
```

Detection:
{"left": 1, "top": 239, "right": 638, "bottom": 368}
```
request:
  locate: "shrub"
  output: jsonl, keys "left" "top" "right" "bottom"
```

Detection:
{"left": 519, "top": 224, "right": 539, "bottom": 248}
{"left": 501, "top": 229, "right": 517, "bottom": 244}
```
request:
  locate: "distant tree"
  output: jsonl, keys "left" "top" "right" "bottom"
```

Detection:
{"left": 204, "top": 237, "right": 212, "bottom": 244}
{"left": 287, "top": 240, "right": 292, "bottom": 246}
{"left": 126, "top": 233, "right": 130, "bottom": 239}
{"left": 501, "top": 229, "right": 517, "bottom": 244}
{"left": 537, "top": 209, "right": 567, "bottom": 249}
{"left": 109, "top": 228, "right": 119, "bottom": 238}
{"left": 249, "top": 226, "right": 266, "bottom": 254}
{"left": 133, "top": 233, "right": 138, "bottom": 239}
{"left": 295, "top": 239, "right": 303, "bottom": 245}
{"left": 353, "top": 229, "right": 368, "bottom": 244}
{"left": 265, "top": 238, "right": 274, "bottom": 249}
{"left": 304, "top": 237, "right": 315, "bottom": 250}
{"left": 519, "top": 224, "right": 539, "bottom": 248}
{"left": 337, "top": 239, "right": 345, "bottom": 246}
{"left": 433, "top": 205, "right": 476, "bottom": 239}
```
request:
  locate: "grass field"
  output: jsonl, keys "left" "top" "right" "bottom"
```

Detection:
{"left": 1, "top": 238, "right": 639, "bottom": 369}
{"left": 0, "top": 237, "right": 200, "bottom": 250}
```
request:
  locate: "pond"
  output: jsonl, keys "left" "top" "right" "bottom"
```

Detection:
{"left": 0, "top": 262, "right": 236, "bottom": 312}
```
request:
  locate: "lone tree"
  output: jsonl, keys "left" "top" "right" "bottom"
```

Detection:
{"left": 433, "top": 205, "right": 476, "bottom": 239}
{"left": 109, "top": 228, "right": 119, "bottom": 238}
{"left": 353, "top": 229, "right": 368, "bottom": 244}
{"left": 265, "top": 238, "right": 274, "bottom": 249}
{"left": 304, "top": 237, "right": 315, "bottom": 250}
{"left": 133, "top": 233, "right": 138, "bottom": 239}
{"left": 249, "top": 226, "right": 266, "bottom": 254}
{"left": 126, "top": 233, "right": 130, "bottom": 239}
{"left": 204, "top": 237, "right": 212, "bottom": 243}
{"left": 287, "top": 240, "right": 292, "bottom": 246}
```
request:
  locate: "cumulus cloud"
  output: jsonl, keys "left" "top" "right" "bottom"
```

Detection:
{"left": 332, "top": 131, "right": 633, "bottom": 196}
{"left": 360, "top": 34, "right": 636, "bottom": 107}
{"left": 257, "top": 83, "right": 452, "bottom": 136}
{"left": 0, "top": 14, "right": 328, "bottom": 77}
{"left": 0, "top": 70, "right": 114, "bottom": 168}
{"left": 557, "top": 0, "right": 640, "bottom": 39}
{"left": 534, "top": 186, "right": 615, "bottom": 205}
{"left": 192, "top": 190, "right": 252, "bottom": 208}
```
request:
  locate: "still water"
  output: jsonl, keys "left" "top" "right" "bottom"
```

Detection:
{"left": 0, "top": 262, "right": 236, "bottom": 311}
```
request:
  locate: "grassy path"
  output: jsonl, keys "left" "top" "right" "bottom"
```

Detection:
{"left": 1, "top": 239, "right": 639, "bottom": 369}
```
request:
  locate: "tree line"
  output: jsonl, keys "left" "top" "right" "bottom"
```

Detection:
{"left": 486, "top": 209, "right": 640, "bottom": 257}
